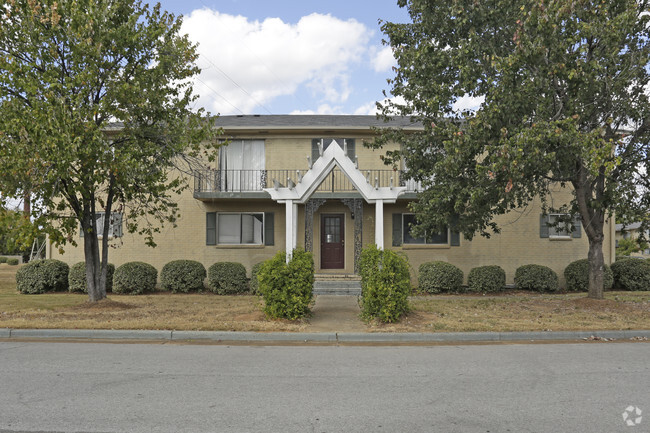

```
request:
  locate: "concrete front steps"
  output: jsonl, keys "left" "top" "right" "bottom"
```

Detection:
{"left": 313, "top": 274, "right": 361, "bottom": 296}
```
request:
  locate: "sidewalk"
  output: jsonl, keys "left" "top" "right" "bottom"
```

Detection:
{"left": 2, "top": 327, "right": 650, "bottom": 344}
{"left": 306, "top": 295, "right": 365, "bottom": 332}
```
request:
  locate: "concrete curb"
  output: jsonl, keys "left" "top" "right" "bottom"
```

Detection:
{"left": 171, "top": 331, "right": 338, "bottom": 343}
{"left": 1, "top": 328, "right": 649, "bottom": 343}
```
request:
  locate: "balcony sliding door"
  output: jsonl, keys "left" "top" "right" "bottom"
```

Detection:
{"left": 219, "top": 139, "right": 265, "bottom": 192}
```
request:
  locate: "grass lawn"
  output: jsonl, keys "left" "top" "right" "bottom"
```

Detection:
{"left": 376, "top": 292, "right": 650, "bottom": 333}
{"left": 2, "top": 264, "right": 650, "bottom": 333}
{"left": 0, "top": 264, "right": 305, "bottom": 332}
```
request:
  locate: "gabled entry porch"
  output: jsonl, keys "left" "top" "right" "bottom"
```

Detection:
{"left": 264, "top": 140, "right": 407, "bottom": 271}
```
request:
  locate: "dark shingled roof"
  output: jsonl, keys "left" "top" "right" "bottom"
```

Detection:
{"left": 213, "top": 114, "right": 422, "bottom": 130}
{"left": 616, "top": 222, "right": 643, "bottom": 231}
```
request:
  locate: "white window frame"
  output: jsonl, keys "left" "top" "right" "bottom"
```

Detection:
{"left": 548, "top": 213, "right": 572, "bottom": 239}
{"left": 217, "top": 212, "right": 264, "bottom": 245}
{"left": 402, "top": 213, "right": 449, "bottom": 245}
{"left": 80, "top": 212, "right": 123, "bottom": 239}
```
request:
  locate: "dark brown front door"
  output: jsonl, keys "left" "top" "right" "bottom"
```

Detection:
{"left": 321, "top": 214, "right": 344, "bottom": 269}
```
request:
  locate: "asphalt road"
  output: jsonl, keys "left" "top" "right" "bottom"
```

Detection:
{"left": 0, "top": 341, "right": 648, "bottom": 433}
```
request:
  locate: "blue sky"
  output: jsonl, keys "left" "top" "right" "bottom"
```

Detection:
{"left": 157, "top": 0, "right": 412, "bottom": 116}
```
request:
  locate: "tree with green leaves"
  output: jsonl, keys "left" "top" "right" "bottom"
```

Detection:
{"left": 0, "top": 0, "right": 219, "bottom": 301}
{"left": 376, "top": 0, "right": 650, "bottom": 299}
{"left": 616, "top": 237, "right": 649, "bottom": 257}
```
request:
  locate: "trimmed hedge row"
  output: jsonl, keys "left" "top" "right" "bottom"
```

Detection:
{"left": 467, "top": 265, "right": 505, "bottom": 293}
{"left": 16, "top": 259, "right": 69, "bottom": 294}
{"left": 68, "top": 262, "right": 115, "bottom": 293}
{"left": 514, "top": 264, "right": 559, "bottom": 292}
{"left": 113, "top": 262, "right": 158, "bottom": 295}
{"left": 416, "top": 259, "right": 633, "bottom": 293}
{"left": 610, "top": 258, "right": 650, "bottom": 291}
{"left": 0, "top": 256, "right": 7, "bottom": 263}
{"left": 564, "top": 259, "right": 614, "bottom": 292}
{"left": 161, "top": 260, "right": 206, "bottom": 293}
{"left": 7, "top": 258, "right": 19, "bottom": 266}
{"left": 208, "top": 262, "right": 248, "bottom": 294}
{"left": 418, "top": 261, "right": 463, "bottom": 293}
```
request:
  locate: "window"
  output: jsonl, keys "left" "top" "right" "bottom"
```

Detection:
{"left": 206, "top": 212, "right": 274, "bottom": 246}
{"left": 548, "top": 214, "right": 571, "bottom": 238}
{"left": 219, "top": 139, "right": 265, "bottom": 191}
{"left": 540, "top": 214, "right": 581, "bottom": 239}
{"left": 311, "top": 138, "right": 355, "bottom": 162}
{"left": 80, "top": 212, "right": 123, "bottom": 238}
{"left": 402, "top": 214, "right": 448, "bottom": 245}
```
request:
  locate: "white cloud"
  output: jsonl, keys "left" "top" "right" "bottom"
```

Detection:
{"left": 369, "top": 46, "right": 396, "bottom": 73}
{"left": 182, "top": 10, "right": 370, "bottom": 114}
{"left": 354, "top": 101, "right": 380, "bottom": 115}
{"left": 452, "top": 94, "right": 485, "bottom": 113}
{"left": 290, "top": 104, "right": 344, "bottom": 115}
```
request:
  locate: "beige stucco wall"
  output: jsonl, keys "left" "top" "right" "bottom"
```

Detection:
{"left": 48, "top": 131, "right": 615, "bottom": 288}
{"left": 220, "top": 134, "right": 400, "bottom": 172}
{"left": 385, "top": 200, "right": 615, "bottom": 288}
{"left": 49, "top": 188, "right": 615, "bottom": 287}
{"left": 48, "top": 194, "right": 288, "bottom": 276}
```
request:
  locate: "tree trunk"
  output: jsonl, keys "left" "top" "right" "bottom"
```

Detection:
{"left": 587, "top": 237, "right": 605, "bottom": 299}
{"left": 573, "top": 169, "right": 606, "bottom": 300}
{"left": 82, "top": 212, "right": 106, "bottom": 303}
{"left": 23, "top": 192, "right": 30, "bottom": 217}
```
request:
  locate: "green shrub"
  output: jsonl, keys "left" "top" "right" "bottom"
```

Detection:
{"left": 249, "top": 262, "right": 264, "bottom": 295}
{"left": 467, "top": 265, "right": 506, "bottom": 293}
{"left": 514, "top": 264, "right": 559, "bottom": 292}
{"left": 359, "top": 245, "right": 411, "bottom": 323}
{"left": 160, "top": 260, "right": 206, "bottom": 293}
{"left": 0, "top": 256, "right": 7, "bottom": 263}
{"left": 68, "top": 262, "right": 115, "bottom": 293}
{"left": 418, "top": 261, "right": 463, "bottom": 293}
{"left": 564, "top": 259, "right": 614, "bottom": 292}
{"left": 207, "top": 262, "right": 248, "bottom": 294}
{"left": 16, "top": 259, "right": 69, "bottom": 294}
{"left": 7, "top": 258, "right": 19, "bottom": 266}
{"left": 113, "top": 262, "right": 157, "bottom": 295}
{"left": 610, "top": 258, "right": 650, "bottom": 291}
{"left": 258, "top": 249, "right": 314, "bottom": 320}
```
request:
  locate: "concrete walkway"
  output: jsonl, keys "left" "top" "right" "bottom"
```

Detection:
{"left": 307, "top": 295, "right": 366, "bottom": 332}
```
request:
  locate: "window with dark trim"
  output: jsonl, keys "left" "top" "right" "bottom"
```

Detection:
{"left": 206, "top": 212, "right": 274, "bottom": 246}
{"left": 402, "top": 214, "right": 448, "bottom": 245}
{"left": 80, "top": 212, "right": 123, "bottom": 238}
{"left": 540, "top": 214, "right": 581, "bottom": 239}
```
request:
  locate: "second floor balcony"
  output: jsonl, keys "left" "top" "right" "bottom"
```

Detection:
{"left": 193, "top": 168, "right": 422, "bottom": 199}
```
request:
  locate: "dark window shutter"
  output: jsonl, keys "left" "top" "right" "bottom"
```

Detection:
{"left": 206, "top": 212, "right": 216, "bottom": 245}
{"left": 111, "top": 213, "right": 123, "bottom": 237}
{"left": 450, "top": 215, "right": 460, "bottom": 246}
{"left": 264, "top": 212, "right": 274, "bottom": 246}
{"left": 540, "top": 214, "right": 549, "bottom": 238}
{"left": 572, "top": 215, "right": 582, "bottom": 238}
{"left": 392, "top": 213, "right": 402, "bottom": 246}
{"left": 311, "top": 139, "right": 320, "bottom": 164}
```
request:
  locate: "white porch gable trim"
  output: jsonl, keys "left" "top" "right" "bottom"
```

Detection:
{"left": 264, "top": 140, "right": 406, "bottom": 260}
{"left": 263, "top": 141, "right": 406, "bottom": 204}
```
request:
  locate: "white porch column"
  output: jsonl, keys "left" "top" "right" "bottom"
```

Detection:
{"left": 375, "top": 199, "right": 384, "bottom": 250}
{"left": 292, "top": 202, "right": 298, "bottom": 251}
{"left": 285, "top": 200, "right": 298, "bottom": 263}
